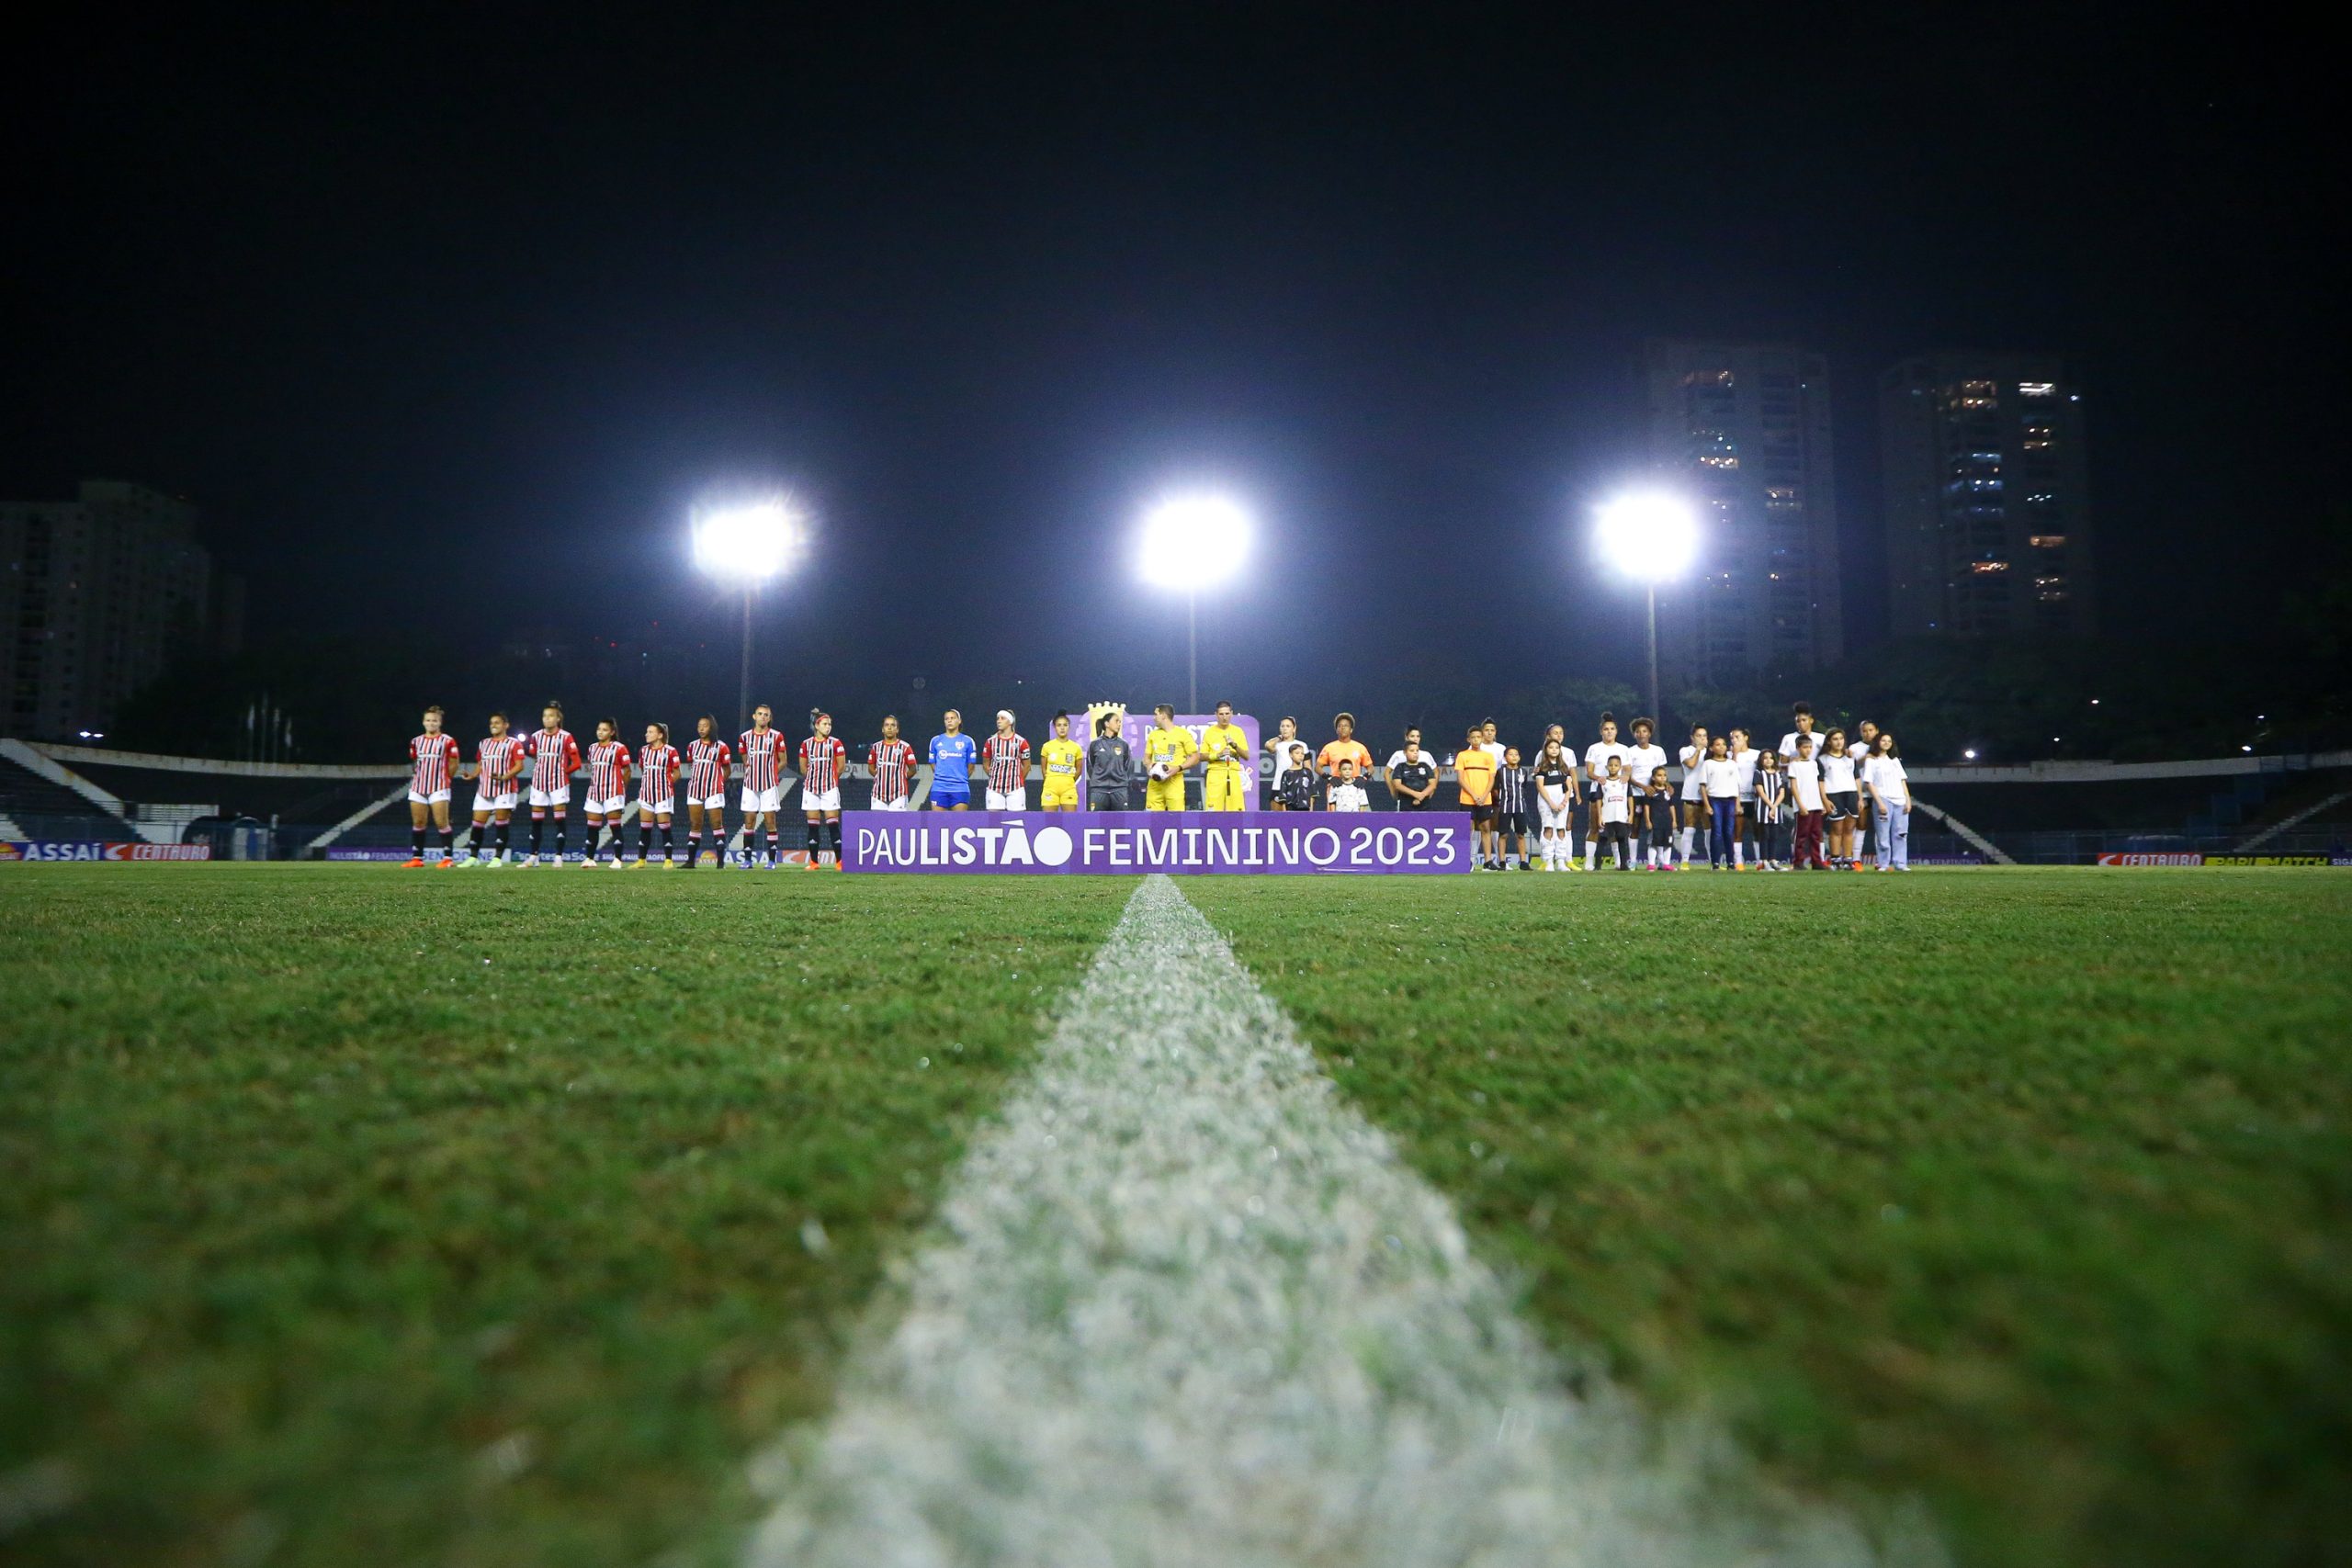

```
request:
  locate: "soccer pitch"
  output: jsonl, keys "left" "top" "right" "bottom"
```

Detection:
{"left": 3, "top": 866, "right": 2346, "bottom": 1567}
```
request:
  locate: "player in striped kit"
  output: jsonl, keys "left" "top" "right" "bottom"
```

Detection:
{"left": 405, "top": 705, "right": 463, "bottom": 867}
{"left": 981, "top": 710, "right": 1031, "bottom": 812}
{"left": 463, "top": 711, "right": 526, "bottom": 866}
{"left": 582, "top": 719, "right": 632, "bottom": 866}
{"left": 739, "top": 705, "right": 789, "bottom": 868}
{"left": 635, "top": 722, "right": 680, "bottom": 868}
{"left": 799, "top": 712, "right": 849, "bottom": 869}
{"left": 521, "top": 703, "right": 582, "bottom": 867}
{"left": 682, "top": 716, "right": 730, "bottom": 870}
{"left": 867, "top": 716, "right": 918, "bottom": 813}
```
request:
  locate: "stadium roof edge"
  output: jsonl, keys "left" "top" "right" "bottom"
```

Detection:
{"left": 33, "top": 743, "right": 407, "bottom": 780}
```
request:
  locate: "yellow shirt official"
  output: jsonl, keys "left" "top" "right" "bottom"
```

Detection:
{"left": 1143, "top": 726, "right": 1196, "bottom": 811}
{"left": 1198, "top": 721, "right": 1249, "bottom": 810}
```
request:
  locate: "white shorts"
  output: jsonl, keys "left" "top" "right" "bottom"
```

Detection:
{"left": 409, "top": 788, "right": 451, "bottom": 806}
{"left": 742, "top": 784, "right": 783, "bottom": 813}
{"left": 802, "top": 786, "right": 842, "bottom": 814}
{"left": 529, "top": 786, "right": 571, "bottom": 808}
{"left": 691, "top": 792, "right": 727, "bottom": 811}
{"left": 985, "top": 787, "right": 1027, "bottom": 812}
{"left": 638, "top": 798, "right": 674, "bottom": 819}
{"left": 870, "top": 795, "right": 914, "bottom": 812}
{"left": 585, "top": 794, "right": 628, "bottom": 816}
{"left": 472, "top": 792, "right": 517, "bottom": 816}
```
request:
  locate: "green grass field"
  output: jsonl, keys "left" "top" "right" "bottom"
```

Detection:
{"left": 1184, "top": 869, "right": 2352, "bottom": 1568}
{"left": 0, "top": 866, "right": 1129, "bottom": 1567}
{"left": 3, "top": 864, "right": 2347, "bottom": 1567}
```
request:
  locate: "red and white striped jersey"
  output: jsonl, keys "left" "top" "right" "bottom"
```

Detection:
{"left": 526, "top": 728, "right": 581, "bottom": 793}
{"left": 739, "top": 728, "right": 786, "bottom": 791}
{"left": 475, "top": 734, "right": 526, "bottom": 793}
{"left": 585, "top": 739, "right": 631, "bottom": 798}
{"left": 981, "top": 733, "right": 1031, "bottom": 794}
{"left": 638, "top": 743, "right": 680, "bottom": 808}
{"left": 685, "top": 737, "right": 731, "bottom": 797}
{"left": 868, "top": 739, "right": 918, "bottom": 804}
{"left": 799, "top": 735, "right": 847, "bottom": 794}
{"left": 410, "top": 733, "right": 460, "bottom": 794}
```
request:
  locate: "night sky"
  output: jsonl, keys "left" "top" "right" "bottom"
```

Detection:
{"left": 5, "top": 9, "right": 2329, "bottom": 724}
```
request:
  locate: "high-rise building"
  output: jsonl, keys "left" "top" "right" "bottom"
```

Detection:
{"left": 1641, "top": 340, "right": 1842, "bottom": 690}
{"left": 1879, "top": 355, "right": 2096, "bottom": 638}
{"left": 0, "top": 480, "right": 244, "bottom": 739}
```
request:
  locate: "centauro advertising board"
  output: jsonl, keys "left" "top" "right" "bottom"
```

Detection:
{"left": 2095, "top": 852, "right": 2340, "bottom": 867}
{"left": 0, "top": 840, "right": 212, "bottom": 862}
{"left": 841, "top": 810, "right": 1475, "bottom": 874}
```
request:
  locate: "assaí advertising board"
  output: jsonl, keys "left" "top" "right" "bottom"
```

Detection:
{"left": 0, "top": 841, "right": 211, "bottom": 862}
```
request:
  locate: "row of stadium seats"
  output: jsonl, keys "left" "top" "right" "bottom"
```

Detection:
{"left": 0, "top": 752, "right": 136, "bottom": 841}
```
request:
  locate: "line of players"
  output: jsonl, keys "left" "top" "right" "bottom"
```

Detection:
{"left": 401, "top": 699, "right": 1258, "bottom": 868}
{"left": 404, "top": 697, "right": 1914, "bottom": 871}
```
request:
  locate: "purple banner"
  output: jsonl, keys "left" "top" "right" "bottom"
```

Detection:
{"left": 842, "top": 809, "right": 1474, "bottom": 874}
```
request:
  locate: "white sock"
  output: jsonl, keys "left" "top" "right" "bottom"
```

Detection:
{"left": 1584, "top": 838, "right": 1596, "bottom": 870}
{"left": 1734, "top": 839, "right": 1745, "bottom": 866}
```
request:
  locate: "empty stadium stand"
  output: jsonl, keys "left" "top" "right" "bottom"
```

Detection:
{"left": 0, "top": 749, "right": 136, "bottom": 842}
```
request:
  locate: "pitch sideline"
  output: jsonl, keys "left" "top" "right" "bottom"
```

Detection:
{"left": 747, "top": 874, "right": 1932, "bottom": 1567}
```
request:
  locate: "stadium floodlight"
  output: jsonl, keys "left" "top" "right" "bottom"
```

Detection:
{"left": 692, "top": 497, "right": 808, "bottom": 734}
{"left": 1593, "top": 491, "right": 1700, "bottom": 730}
{"left": 1137, "top": 493, "right": 1250, "bottom": 712}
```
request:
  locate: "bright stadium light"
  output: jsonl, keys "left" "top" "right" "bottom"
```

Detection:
{"left": 693, "top": 498, "right": 804, "bottom": 584}
{"left": 1137, "top": 493, "right": 1251, "bottom": 712}
{"left": 1595, "top": 491, "right": 1701, "bottom": 584}
{"left": 693, "top": 496, "right": 808, "bottom": 733}
{"left": 1593, "top": 491, "right": 1700, "bottom": 729}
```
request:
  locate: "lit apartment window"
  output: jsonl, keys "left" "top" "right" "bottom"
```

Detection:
{"left": 1970, "top": 560, "right": 2010, "bottom": 573}
{"left": 2030, "top": 534, "right": 2068, "bottom": 548}
{"left": 2018, "top": 381, "right": 2057, "bottom": 397}
{"left": 1958, "top": 379, "right": 1999, "bottom": 409}
{"left": 2022, "top": 424, "right": 2054, "bottom": 450}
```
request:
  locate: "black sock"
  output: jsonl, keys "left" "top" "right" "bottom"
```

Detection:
{"left": 529, "top": 816, "right": 545, "bottom": 855}
{"left": 806, "top": 819, "right": 822, "bottom": 863}
{"left": 412, "top": 825, "right": 426, "bottom": 858}
{"left": 436, "top": 824, "right": 454, "bottom": 857}
{"left": 553, "top": 815, "right": 567, "bottom": 855}
{"left": 766, "top": 829, "right": 780, "bottom": 864}
{"left": 495, "top": 820, "right": 512, "bottom": 857}
{"left": 660, "top": 822, "right": 673, "bottom": 859}
{"left": 687, "top": 829, "right": 701, "bottom": 863}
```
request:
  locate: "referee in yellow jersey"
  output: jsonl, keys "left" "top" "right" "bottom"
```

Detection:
{"left": 1142, "top": 703, "right": 1197, "bottom": 810}
{"left": 1198, "top": 700, "right": 1249, "bottom": 810}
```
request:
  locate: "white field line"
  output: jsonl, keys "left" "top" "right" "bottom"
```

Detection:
{"left": 749, "top": 874, "right": 1935, "bottom": 1568}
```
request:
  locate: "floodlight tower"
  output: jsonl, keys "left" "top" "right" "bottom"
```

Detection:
{"left": 1138, "top": 494, "right": 1250, "bottom": 713}
{"left": 692, "top": 498, "right": 807, "bottom": 734}
{"left": 1594, "top": 491, "right": 1699, "bottom": 728}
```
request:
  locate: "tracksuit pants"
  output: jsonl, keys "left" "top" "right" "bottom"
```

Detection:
{"left": 1794, "top": 809, "right": 1826, "bottom": 868}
